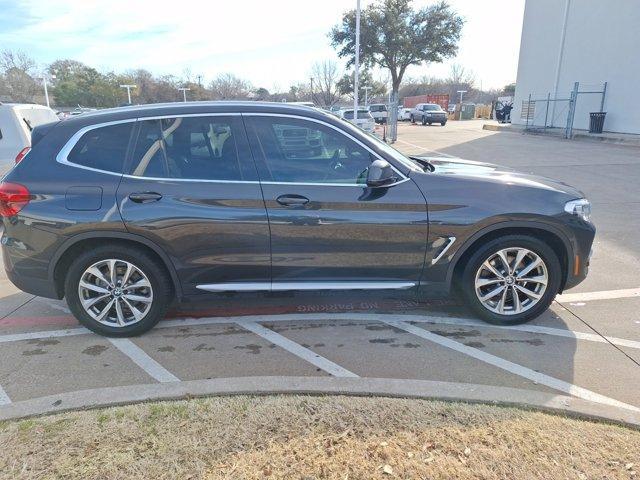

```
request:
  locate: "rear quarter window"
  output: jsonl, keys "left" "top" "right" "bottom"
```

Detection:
{"left": 66, "top": 122, "right": 133, "bottom": 173}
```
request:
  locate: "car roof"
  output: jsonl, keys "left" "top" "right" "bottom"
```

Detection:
{"left": 59, "top": 101, "right": 332, "bottom": 129}
{"left": 0, "top": 103, "right": 54, "bottom": 110}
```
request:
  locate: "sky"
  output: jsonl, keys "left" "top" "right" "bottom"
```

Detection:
{"left": 0, "top": 0, "right": 525, "bottom": 91}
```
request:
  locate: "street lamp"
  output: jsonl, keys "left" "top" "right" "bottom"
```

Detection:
{"left": 120, "top": 84, "right": 137, "bottom": 104}
{"left": 362, "top": 86, "right": 371, "bottom": 107}
{"left": 38, "top": 73, "right": 56, "bottom": 108}
{"left": 353, "top": 0, "right": 361, "bottom": 115}
{"left": 178, "top": 87, "right": 190, "bottom": 102}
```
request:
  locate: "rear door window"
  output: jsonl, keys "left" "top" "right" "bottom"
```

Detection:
{"left": 129, "top": 116, "right": 252, "bottom": 181}
{"left": 66, "top": 122, "right": 133, "bottom": 173}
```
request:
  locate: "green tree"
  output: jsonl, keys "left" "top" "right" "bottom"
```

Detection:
{"left": 337, "top": 69, "right": 387, "bottom": 103}
{"left": 330, "top": 0, "right": 463, "bottom": 140}
{"left": 502, "top": 83, "right": 516, "bottom": 96}
{"left": 49, "top": 59, "right": 117, "bottom": 107}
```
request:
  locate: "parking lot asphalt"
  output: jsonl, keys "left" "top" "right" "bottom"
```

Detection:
{"left": 0, "top": 120, "right": 638, "bottom": 421}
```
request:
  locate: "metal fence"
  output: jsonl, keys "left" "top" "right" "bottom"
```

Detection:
{"left": 522, "top": 82, "right": 607, "bottom": 138}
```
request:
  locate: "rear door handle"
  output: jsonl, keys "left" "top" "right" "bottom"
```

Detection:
{"left": 276, "top": 194, "right": 309, "bottom": 207}
{"left": 129, "top": 192, "right": 163, "bottom": 203}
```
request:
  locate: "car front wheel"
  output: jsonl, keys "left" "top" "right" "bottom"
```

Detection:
{"left": 410, "top": 115, "right": 415, "bottom": 123}
{"left": 461, "top": 235, "right": 561, "bottom": 325}
{"left": 65, "top": 245, "right": 172, "bottom": 336}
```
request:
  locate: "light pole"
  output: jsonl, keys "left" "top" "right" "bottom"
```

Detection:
{"left": 362, "top": 86, "right": 371, "bottom": 107}
{"left": 309, "top": 77, "right": 314, "bottom": 104}
{"left": 178, "top": 87, "right": 190, "bottom": 102}
{"left": 40, "top": 74, "right": 55, "bottom": 108}
{"left": 353, "top": 0, "right": 361, "bottom": 117}
{"left": 120, "top": 84, "right": 137, "bottom": 104}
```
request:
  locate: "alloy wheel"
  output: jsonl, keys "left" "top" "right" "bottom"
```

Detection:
{"left": 78, "top": 259, "right": 154, "bottom": 327}
{"left": 474, "top": 247, "right": 548, "bottom": 315}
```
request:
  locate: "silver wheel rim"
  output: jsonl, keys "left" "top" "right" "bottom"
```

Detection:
{"left": 78, "top": 259, "right": 153, "bottom": 327}
{"left": 474, "top": 247, "right": 548, "bottom": 316}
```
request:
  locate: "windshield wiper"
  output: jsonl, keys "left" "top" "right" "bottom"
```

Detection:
{"left": 409, "top": 156, "right": 435, "bottom": 172}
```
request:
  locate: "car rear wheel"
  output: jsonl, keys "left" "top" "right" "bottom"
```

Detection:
{"left": 421, "top": 116, "right": 427, "bottom": 125}
{"left": 65, "top": 245, "right": 172, "bottom": 336}
{"left": 461, "top": 235, "right": 561, "bottom": 325}
{"left": 410, "top": 115, "right": 415, "bottom": 124}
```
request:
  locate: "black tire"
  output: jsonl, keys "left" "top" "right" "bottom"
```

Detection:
{"left": 65, "top": 244, "right": 172, "bottom": 337}
{"left": 421, "top": 116, "right": 427, "bottom": 125}
{"left": 427, "top": 122, "right": 433, "bottom": 126}
{"left": 410, "top": 115, "right": 415, "bottom": 124}
{"left": 460, "top": 235, "right": 562, "bottom": 326}
{"left": 441, "top": 121, "right": 447, "bottom": 126}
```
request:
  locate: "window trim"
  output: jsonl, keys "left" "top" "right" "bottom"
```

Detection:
{"left": 56, "top": 112, "right": 409, "bottom": 187}
{"left": 244, "top": 113, "right": 409, "bottom": 187}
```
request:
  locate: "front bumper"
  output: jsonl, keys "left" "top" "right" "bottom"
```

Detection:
{"left": 562, "top": 219, "right": 596, "bottom": 291}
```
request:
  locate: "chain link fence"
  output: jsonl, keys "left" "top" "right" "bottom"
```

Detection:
{"left": 522, "top": 82, "right": 607, "bottom": 138}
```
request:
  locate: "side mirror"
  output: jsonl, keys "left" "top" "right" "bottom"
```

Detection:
{"left": 366, "top": 159, "right": 397, "bottom": 187}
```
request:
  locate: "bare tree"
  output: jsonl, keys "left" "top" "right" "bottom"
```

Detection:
{"left": 447, "top": 63, "right": 475, "bottom": 86}
{"left": 209, "top": 73, "right": 251, "bottom": 100}
{"left": 0, "top": 50, "right": 40, "bottom": 103}
{"left": 310, "top": 60, "right": 342, "bottom": 107}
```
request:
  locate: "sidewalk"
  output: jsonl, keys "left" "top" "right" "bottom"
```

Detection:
{"left": 483, "top": 122, "right": 640, "bottom": 147}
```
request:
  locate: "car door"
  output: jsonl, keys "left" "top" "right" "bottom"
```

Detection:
{"left": 244, "top": 114, "right": 429, "bottom": 290}
{"left": 116, "top": 114, "right": 270, "bottom": 295}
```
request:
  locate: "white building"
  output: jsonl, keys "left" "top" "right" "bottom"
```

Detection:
{"left": 512, "top": 0, "right": 640, "bottom": 135}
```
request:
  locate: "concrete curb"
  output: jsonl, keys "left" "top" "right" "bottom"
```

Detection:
{"left": 1, "top": 377, "right": 638, "bottom": 428}
{"left": 482, "top": 124, "right": 515, "bottom": 132}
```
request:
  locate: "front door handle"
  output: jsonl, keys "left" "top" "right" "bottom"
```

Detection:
{"left": 129, "top": 192, "right": 163, "bottom": 203}
{"left": 276, "top": 194, "right": 310, "bottom": 207}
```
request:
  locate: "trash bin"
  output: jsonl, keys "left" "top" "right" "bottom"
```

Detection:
{"left": 589, "top": 112, "right": 606, "bottom": 133}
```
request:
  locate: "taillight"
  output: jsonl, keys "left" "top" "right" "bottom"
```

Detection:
{"left": 0, "top": 182, "right": 31, "bottom": 217}
{"left": 15, "top": 147, "right": 31, "bottom": 164}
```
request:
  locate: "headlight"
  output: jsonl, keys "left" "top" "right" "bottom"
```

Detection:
{"left": 564, "top": 198, "right": 592, "bottom": 222}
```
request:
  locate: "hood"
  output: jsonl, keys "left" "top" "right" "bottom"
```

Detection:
{"left": 415, "top": 156, "right": 584, "bottom": 197}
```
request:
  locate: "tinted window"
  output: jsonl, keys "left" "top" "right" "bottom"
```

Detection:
{"left": 249, "top": 117, "right": 374, "bottom": 184}
{"left": 344, "top": 110, "right": 373, "bottom": 120}
{"left": 67, "top": 122, "right": 133, "bottom": 173}
{"left": 130, "top": 116, "right": 248, "bottom": 181}
{"left": 369, "top": 105, "right": 387, "bottom": 112}
{"left": 423, "top": 104, "right": 442, "bottom": 111}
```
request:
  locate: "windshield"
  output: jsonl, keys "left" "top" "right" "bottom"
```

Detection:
{"left": 423, "top": 104, "right": 443, "bottom": 111}
{"left": 343, "top": 110, "right": 373, "bottom": 120}
{"left": 369, "top": 105, "right": 386, "bottom": 112}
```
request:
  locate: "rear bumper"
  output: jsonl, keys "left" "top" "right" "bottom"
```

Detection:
{"left": 1, "top": 224, "right": 63, "bottom": 300}
{"left": 4, "top": 263, "right": 60, "bottom": 299}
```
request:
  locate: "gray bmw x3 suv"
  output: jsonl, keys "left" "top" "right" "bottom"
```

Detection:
{"left": 0, "top": 102, "right": 595, "bottom": 336}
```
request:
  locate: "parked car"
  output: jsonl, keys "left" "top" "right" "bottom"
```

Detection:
{"left": 368, "top": 104, "right": 388, "bottom": 124}
{"left": 0, "top": 102, "right": 595, "bottom": 336}
{"left": 410, "top": 103, "right": 448, "bottom": 126}
{"left": 398, "top": 107, "right": 413, "bottom": 121}
{"left": 0, "top": 103, "right": 59, "bottom": 173}
{"left": 339, "top": 108, "right": 376, "bottom": 134}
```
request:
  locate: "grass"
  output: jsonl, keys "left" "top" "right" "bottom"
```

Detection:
{"left": 0, "top": 395, "right": 638, "bottom": 479}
